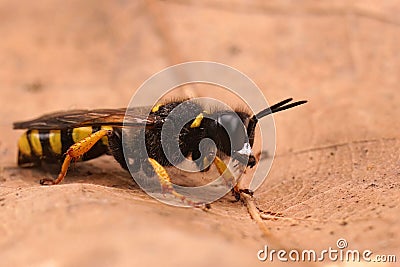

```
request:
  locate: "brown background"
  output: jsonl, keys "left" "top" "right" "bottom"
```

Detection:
{"left": 0, "top": 1, "right": 399, "bottom": 266}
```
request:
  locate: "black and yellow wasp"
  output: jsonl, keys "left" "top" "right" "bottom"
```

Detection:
{"left": 13, "top": 98, "right": 306, "bottom": 207}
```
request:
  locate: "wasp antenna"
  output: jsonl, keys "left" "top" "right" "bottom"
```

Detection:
{"left": 246, "top": 98, "right": 307, "bottom": 146}
{"left": 269, "top": 98, "right": 293, "bottom": 111}
{"left": 255, "top": 98, "right": 293, "bottom": 119}
{"left": 255, "top": 99, "right": 307, "bottom": 119}
{"left": 270, "top": 100, "right": 307, "bottom": 114}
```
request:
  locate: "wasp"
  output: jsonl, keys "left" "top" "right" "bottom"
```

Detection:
{"left": 13, "top": 98, "right": 306, "bottom": 207}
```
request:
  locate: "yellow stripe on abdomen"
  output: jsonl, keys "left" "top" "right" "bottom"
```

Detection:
{"left": 29, "top": 130, "right": 42, "bottom": 156}
{"left": 49, "top": 130, "right": 62, "bottom": 154}
{"left": 18, "top": 132, "right": 31, "bottom": 156}
{"left": 100, "top": 126, "right": 113, "bottom": 145}
{"left": 72, "top": 127, "right": 93, "bottom": 143}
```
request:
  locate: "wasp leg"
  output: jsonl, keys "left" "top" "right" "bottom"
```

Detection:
{"left": 213, "top": 156, "right": 237, "bottom": 188}
{"left": 212, "top": 156, "right": 254, "bottom": 201}
{"left": 147, "top": 158, "right": 209, "bottom": 209}
{"left": 40, "top": 129, "right": 113, "bottom": 185}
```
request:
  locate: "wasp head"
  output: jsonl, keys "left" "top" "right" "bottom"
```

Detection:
{"left": 206, "top": 98, "right": 307, "bottom": 168}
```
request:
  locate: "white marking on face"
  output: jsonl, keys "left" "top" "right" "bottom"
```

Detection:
{"left": 236, "top": 142, "right": 252, "bottom": 156}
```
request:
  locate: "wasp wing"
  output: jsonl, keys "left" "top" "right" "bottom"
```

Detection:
{"left": 13, "top": 107, "right": 157, "bottom": 130}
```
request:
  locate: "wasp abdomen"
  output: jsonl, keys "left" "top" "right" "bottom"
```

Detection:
{"left": 17, "top": 126, "right": 111, "bottom": 167}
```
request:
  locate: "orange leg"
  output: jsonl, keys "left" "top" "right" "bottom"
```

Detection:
{"left": 213, "top": 156, "right": 252, "bottom": 200}
{"left": 213, "top": 156, "right": 237, "bottom": 189}
{"left": 40, "top": 129, "right": 112, "bottom": 185}
{"left": 147, "top": 158, "right": 209, "bottom": 209}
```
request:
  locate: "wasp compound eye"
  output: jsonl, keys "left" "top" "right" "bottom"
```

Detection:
{"left": 216, "top": 112, "right": 248, "bottom": 153}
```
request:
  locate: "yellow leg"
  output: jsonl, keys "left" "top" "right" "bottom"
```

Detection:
{"left": 213, "top": 156, "right": 253, "bottom": 200}
{"left": 40, "top": 129, "right": 112, "bottom": 185}
{"left": 213, "top": 156, "right": 237, "bottom": 188}
{"left": 147, "top": 158, "right": 208, "bottom": 209}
